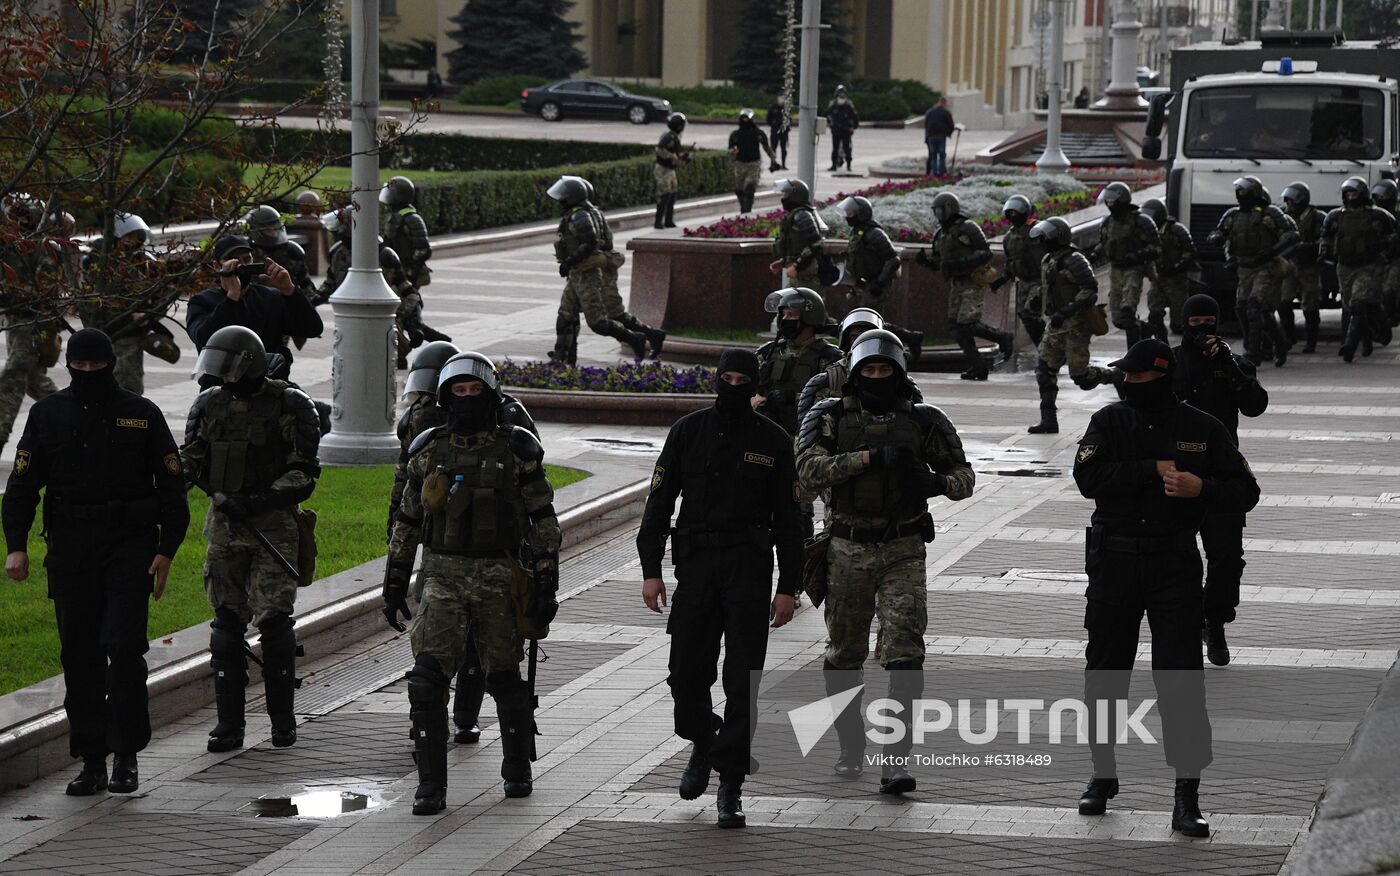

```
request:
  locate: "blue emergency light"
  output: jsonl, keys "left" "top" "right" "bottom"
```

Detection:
{"left": 1279, "top": 57, "right": 1294, "bottom": 75}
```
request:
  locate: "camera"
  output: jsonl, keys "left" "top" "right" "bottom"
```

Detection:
{"left": 234, "top": 262, "right": 267, "bottom": 286}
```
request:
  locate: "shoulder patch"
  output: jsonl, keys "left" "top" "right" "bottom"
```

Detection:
{"left": 163, "top": 452, "right": 182, "bottom": 475}
{"left": 1077, "top": 444, "right": 1097, "bottom": 462}
{"left": 14, "top": 450, "right": 30, "bottom": 474}
{"left": 650, "top": 465, "right": 665, "bottom": 492}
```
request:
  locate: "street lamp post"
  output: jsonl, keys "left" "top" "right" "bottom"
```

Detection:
{"left": 795, "top": 0, "right": 821, "bottom": 198}
{"left": 319, "top": 0, "right": 402, "bottom": 465}
{"left": 1036, "top": 0, "right": 1071, "bottom": 174}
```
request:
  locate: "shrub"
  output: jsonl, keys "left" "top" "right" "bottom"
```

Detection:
{"left": 459, "top": 74, "right": 552, "bottom": 106}
{"left": 499, "top": 360, "right": 715, "bottom": 394}
{"left": 243, "top": 128, "right": 647, "bottom": 172}
{"left": 846, "top": 91, "right": 911, "bottom": 121}
{"left": 849, "top": 77, "right": 941, "bottom": 112}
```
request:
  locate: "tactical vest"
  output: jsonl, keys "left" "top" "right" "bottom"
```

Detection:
{"left": 1040, "top": 249, "right": 1086, "bottom": 312}
{"left": 1158, "top": 222, "right": 1187, "bottom": 271}
{"left": 1227, "top": 208, "right": 1279, "bottom": 261}
{"left": 325, "top": 240, "right": 350, "bottom": 289}
{"left": 422, "top": 428, "right": 526, "bottom": 554}
{"left": 934, "top": 220, "right": 981, "bottom": 266}
{"left": 1334, "top": 208, "right": 1386, "bottom": 265}
{"left": 385, "top": 207, "right": 418, "bottom": 250}
{"left": 1296, "top": 208, "right": 1322, "bottom": 245}
{"left": 1002, "top": 225, "right": 1043, "bottom": 282}
{"left": 1101, "top": 211, "right": 1146, "bottom": 263}
{"left": 846, "top": 226, "right": 886, "bottom": 280}
{"left": 203, "top": 381, "right": 291, "bottom": 494}
{"left": 656, "top": 132, "right": 682, "bottom": 167}
{"left": 763, "top": 339, "right": 834, "bottom": 432}
{"left": 831, "top": 398, "right": 925, "bottom": 519}
{"left": 587, "top": 205, "right": 614, "bottom": 251}
{"left": 776, "top": 207, "right": 817, "bottom": 259}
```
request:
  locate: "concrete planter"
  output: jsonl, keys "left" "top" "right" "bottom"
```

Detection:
{"left": 504, "top": 386, "right": 711, "bottom": 426}
{"left": 655, "top": 331, "right": 993, "bottom": 371}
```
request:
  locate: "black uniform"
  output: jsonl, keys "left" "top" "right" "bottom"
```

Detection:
{"left": 187, "top": 282, "right": 324, "bottom": 374}
{"left": 766, "top": 102, "right": 789, "bottom": 167}
{"left": 727, "top": 123, "right": 773, "bottom": 163}
{"left": 824, "top": 100, "right": 860, "bottom": 170}
{"left": 2, "top": 337, "right": 189, "bottom": 764}
{"left": 637, "top": 389, "right": 803, "bottom": 784}
{"left": 1073, "top": 345, "right": 1259, "bottom": 779}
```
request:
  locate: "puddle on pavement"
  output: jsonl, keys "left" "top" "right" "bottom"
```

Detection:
{"left": 574, "top": 437, "right": 666, "bottom": 455}
{"left": 243, "top": 790, "right": 381, "bottom": 818}
{"left": 964, "top": 440, "right": 1066, "bottom": 478}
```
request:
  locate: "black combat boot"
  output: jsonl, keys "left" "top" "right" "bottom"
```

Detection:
{"left": 887, "top": 325, "right": 924, "bottom": 364}
{"left": 654, "top": 199, "right": 666, "bottom": 229}
{"left": 1028, "top": 367, "right": 1059, "bottom": 434}
{"left": 664, "top": 194, "right": 677, "bottom": 228}
{"left": 1020, "top": 314, "right": 1045, "bottom": 348}
{"left": 408, "top": 660, "right": 449, "bottom": 816}
{"left": 1171, "top": 778, "right": 1210, "bottom": 837}
{"left": 1340, "top": 309, "right": 1363, "bottom": 362}
{"left": 496, "top": 686, "right": 536, "bottom": 799}
{"left": 679, "top": 741, "right": 712, "bottom": 800}
{"left": 109, "top": 753, "right": 139, "bottom": 794}
{"left": 1259, "top": 309, "right": 1290, "bottom": 367}
{"left": 1203, "top": 623, "right": 1230, "bottom": 667}
{"left": 973, "top": 322, "right": 1015, "bottom": 362}
{"left": 642, "top": 327, "right": 667, "bottom": 359}
{"left": 716, "top": 777, "right": 746, "bottom": 828}
{"left": 259, "top": 618, "right": 298, "bottom": 748}
{"left": 207, "top": 619, "right": 247, "bottom": 753}
{"left": 1077, "top": 778, "right": 1119, "bottom": 815}
{"left": 1147, "top": 315, "right": 1169, "bottom": 343}
{"left": 954, "top": 327, "right": 988, "bottom": 380}
{"left": 878, "top": 661, "right": 922, "bottom": 795}
{"left": 824, "top": 661, "right": 865, "bottom": 778}
{"left": 419, "top": 325, "right": 452, "bottom": 344}
{"left": 453, "top": 659, "right": 484, "bottom": 744}
{"left": 1301, "top": 309, "right": 1320, "bottom": 353}
{"left": 1279, "top": 303, "right": 1297, "bottom": 345}
{"left": 599, "top": 321, "right": 647, "bottom": 360}
{"left": 1119, "top": 310, "right": 1141, "bottom": 349}
{"left": 65, "top": 757, "right": 108, "bottom": 796}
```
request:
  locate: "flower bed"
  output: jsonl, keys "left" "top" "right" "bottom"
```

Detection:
{"left": 499, "top": 360, "right": 715, "bottom": 394}
{"left": 683, "top": 174, "right": 959, "bottom": 239}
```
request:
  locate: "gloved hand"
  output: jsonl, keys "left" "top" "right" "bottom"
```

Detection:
{"left": 1049, "top": 310, "right": 1068, "bottom": 330}
{"left": 558, "top": 262, "right": 571, "bottom": 278}
{"left": 989, "top": 274, "right": 1008, "bottom": 292}
{"left": 915, "top": 249, "right": 937, "bottom": 269}
{"left": 916, "top": 469, "right": 947, "bottom": 498}
{"left": 872, "top": 445, "right": 916, "bottom": 469}
{"left": 530, "top": 564, "right": 560, "bottom": 625}
{"left": 213, "top": 492, "right": 251, "bottom": 521}
{"left": 383, "top": 566, "right": 413, "bottom": 632}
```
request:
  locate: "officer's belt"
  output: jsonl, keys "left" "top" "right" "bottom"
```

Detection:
{"left": 45, "top": 495, "right": 158, "bottom": 528}
{"left": 671, "top": 525, "right": 768, "bottom": 550}
{"left": 830, "top": 518, "right": 925, "bottom": 544}
{"left": 1093, "top": 528, "right": 1197, "bottom": 554}
{"left": 429, "top": 547, "right": 511, "bottom": 559}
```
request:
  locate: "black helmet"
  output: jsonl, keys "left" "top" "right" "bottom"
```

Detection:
{"left": 547, "top": 175, "right": 590, "bottom": 207}
{"left": 1096, "top": 182, "right": 1132, "bottom": 209}
{"left": 667, "top": 112, "right": 687, "bottom": 132}
{"left": 244, "top": 205, "right": 286, "bottom": 246}
{"left": 763, "top": 287, "right": 828, "bottom": 327}
{"left": 1002, "top": 194, "right": 1033, "bottom": 224}
{"left": 838, "top": 195, "right": 874, "bottom": 226}
{"left": 379, "top": 176, "right": 416, "bottom": 208}
{"left": 834, "top": 84, "right": 848, "bottom": 96}
{"left": 1139, "top": 197, "right": 1167, "bottom": 227}
{"left": 379, "top": 245, "right": 402, "bottom": 272}
{"left": 1233, "top": 176, "right": 1265, "bottom": 205}
{"left": 774, "top": 178, "right": 810, "bottom": 206}
{"left": 1281, "top": 181, "right": 1311, "bottom": 211}
{"left": 1370, "top": 180, "right": 1398, "bottom": 210}
{"left": 1029, "top": 216, "right": 1072, "bottom": 249}
{"left": 581, "top": 178, "right": 595, "bottom": 202}
{"left": 847, "top": 328, "right": 907, "bottom": 386}
{"left": 838, "top": 307, "right": 883, "bottom": 351}
{"left": 1340, "top": 176, "right": 1370, "bottom": 207}
{"left": 932, "top": 191, "right": 961, "bottom": 225}
{"left": 194, "top": 325, "right": 267, "bottom": 383}
{"left": 738, "top": 107, "right": 755, "bottom": 122}
{"left": 436, "top": 351, "right": 500, "bottom": 407}
{"left": 404, "top": 340, "right": 461, "bottom": 397}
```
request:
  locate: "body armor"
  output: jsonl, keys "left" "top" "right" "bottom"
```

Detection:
{"left": 656, "top": 131, "right": 684, "bottom": 167}
{"left": 1100, "top": 209, "right": 1158, "bottom": 266}
{"left": 420, "top": 428, "right": 526, "bottom": 555}
{"left": 1223, "top": 206, "right": 1287, "bottom": 263}
{"left": 1157, "top": 221, "right": 1196, "bottom": 276}
{"left": 775, "top": 206, "right": 822, "bottom": 262}
{"left": 1041, "top": 248, "right": 1097, "bottom": 313}
{"left": 1290, "top": 207, "right": 1324, "bottom": 264}
{"left": 830, "top": 398, "right": 926, "bottom": 521}
{"left": 758, "top": 338, "right": 840, "bottom": 433}
{"left": 385, "top": 207, "right": 431, "bottom": 284}
{"left": 1325, "top": 206, "right": 1393, "bottom": 266}
{"left": 846, "top": 224, "right": 898, "bottom": 283}
{"left": 202, "top": 380, "right": 293, "bottom": 494}
{"left": 555, "top": 206, "right": 602, "bottom": 266}
{"left": 933, "top": 219, "right": 991, "bottom": 279}
{"left": 1002, "top": 225, "right": 1044, "bottom": 282}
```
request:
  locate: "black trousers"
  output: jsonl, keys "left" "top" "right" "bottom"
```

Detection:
{"left": 49, "top": 539, "right": 155, "bottom": 760}
{"left": 1083, "top": 544, "right": 1212, "bottom": 779}
{"left": 1201, "top": 513, "right": 1245, "bottom": 626}
{"left": 666, "top": 546, "right": 771, "bottom": 781}
{"left": 770, "top": 126, "right": 788, "bottom": 163}
{"left": 830, "top": 131, "right": 853, "bottom": 167}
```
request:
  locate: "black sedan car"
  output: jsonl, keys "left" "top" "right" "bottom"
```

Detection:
{"left": 520, "top": 79, "right": 672, "bottom": 124}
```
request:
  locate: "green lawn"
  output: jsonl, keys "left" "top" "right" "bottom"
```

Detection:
{"left": 243, "top": 164, "right": 470, "bottom": 193}
{"left": 0, "top": 464, "right": 588, "bottom": 696}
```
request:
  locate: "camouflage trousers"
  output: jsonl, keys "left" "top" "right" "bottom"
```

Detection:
{"left": 732, "top": 160, "right": 762, "bottom": 192}
{"left": 1338, "top": 262, "right": 1383, "bottom": 308}
{"left": 654, "top": 164, "right": 678, "bottom": 196}
{"left": 1283, "top": 265, "right": 1321, "bottom": 311}
{"left": 1147, "top": 274, "right": 1190, "bottom": 326}
{"left": 0, "top": 322, "right": 58, "bottom": 448}
{"left": 113, "top": 334, "right": 144, "bottom": 395}
{"left": 1107, "top": 266, "right": 1145, "bottom": 327}
{"left": 204, "top": 507, "right": 299, "bottom": 628}
{"left": 1014, "top": 279, "right": 1043, "bottom": 320}
{"left": 1381, "top": 261, "right": 1400, "bottom": 317}
{"left": 558, "top": 267, "right": 610, "bottom": 331}
{"left": 824, "top": 534, "right": 927, "bottom": 669}
{"left": 1038, "top": 314, "right": 1098, "bottom": 383}
{"left": 946, "top": 277, "right": 987, "bottom": 326}
{"left": 1238, "top": 263, "right": 1283, "bottom": 310}
{"left": 782, "top": 262, "right": 822, "bottom": 289}
{"left": 410, "top": 553, "right": 522, "bottom": 680}
{"left": 601, "top": 253, "right": 628, "bottom": 318}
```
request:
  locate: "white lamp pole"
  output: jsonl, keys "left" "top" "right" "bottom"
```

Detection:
{"left": 1036, "top": 0, "right": 1071, "bottom": 174}
{"left": 795, "top": 0, "right": 822, "bottom": 198}
{"left": 1095, "top": 0, "right": 1146, "bottom": 110}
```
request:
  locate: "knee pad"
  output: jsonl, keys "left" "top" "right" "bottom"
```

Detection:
{"left": 209, "top": 626, "right": 246, "bottom": 666}
{"left": 407, "top": 655, "right": 450, "bottom": 707}
{"left": 1244, "top": 299, "right": 1264, "bottom": 319}
{"left": 584, "top": 315, "right": 615, "bottom": 335}
{"left": 485, "top": 670, "right": 526, "bottom": 700}
{"left": 1034, "top": 365, "right": 1057, "bottom": 389}
{"left": 1112, "top": 309, "right": 1135, "bottom": 329}
{"left": 257, "top": 615, "right": 296, "bottom": 655}
{"left": 212, "top": 607, "right": 246, "bottom": 633}
{"left": 884, "top": 659, "right": 925, "bottom": 698}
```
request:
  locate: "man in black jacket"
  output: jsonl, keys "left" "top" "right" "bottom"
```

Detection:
{"left": 766, "top": 96, "right": 789, "bottom": 169}
{"left": 728, "top": 109, "right": 776, "bottom": 213}
{"left": 923, "top": 98, "right": 955, "bottom": 175}
{"left": 638, "top": 348, "right": 803, "bottom": 830}
{"left": 1172, "top": 295, "right": 1268, "bottom": 666}
{"left": 824, "top": 85, "right": 859, "bottom": 172}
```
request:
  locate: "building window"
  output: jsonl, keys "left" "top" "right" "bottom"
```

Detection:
{"left": 381, "top": 0, "right": 397, "bottom": 16}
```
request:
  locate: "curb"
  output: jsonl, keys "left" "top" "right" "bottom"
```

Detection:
{"left": 0, "top": 478, "right": 650, "bottom": 789}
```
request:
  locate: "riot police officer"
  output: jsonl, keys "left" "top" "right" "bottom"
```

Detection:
{"left": 79, "top": 212, "right": 164, "bottom": 394}
{"left": 1095, "top": 183, "right": 1162, "bottom": 348}
{"left": 990, "top": 194, "right": 1047, "bottom": 348}
{"left": 1172, "top": 294, "right": 1267, "bottom": 666}
{"left": 797, "top": 329, "right": 974, "bottom": 795}
{"left": 384, "top": 353, "right": 561, "bottom": 813}
{"left": 1281, "top": 182, "right": 1325, "bottom": 354}
{"left": 823, "top": 85, "right": 859, "bottom": 172}
{"left": 181, "top": 326, "right": 321, "bottom": 753}
{"left": 1073, "top": 339, "right": 1259, "bottom": 838}
{"left": 769, "top": 179, "right": 826, "bottom": 289}
{"left": 0, "top": 193, "right": 60, "bottom": 454}
{"left": 798, "top": 308, "right": 925, "bottom": 425}
{"left": 1027, "top": 217, "right": 1118, "bottom": 435}
{"left": 381, "top": 176, "right": 433, "bottom": 291}
{"left": 638, "top": 348, "right": 803, "bottom": 829}
{"left": 3, "top": 329, "right": 189, "bottom": 796}
{"left": 1322, "top": 177, "right": 1396, "bottom": 362}
{"left": 728, "top": 108, "right": 776, "bottom": 214}
{"left": 654, "top": 113, "right": 689, "bottom": 228}
{"left": 580, "top": 181, "right": 666, "bottom": 358}
{"left": 766, "top": 95, "right": 790, "bottom": 169}
{"left": 837, "top": 195, "right": 923, "bottom": 359}
{"left": 919, "top": 192, "right": 1013, "bottom": 380}
{"left": 1140, "top": 198, "right": 1197, "bottom": 339}
{"left": 1208, "top": 177, "right": 1297, "bottom": 367}
{"left": 1370, "top": 180, "right": 1400, "bottom": 325}
{"left": 756, "top": 287, "right": 843, "bottom": 437}
{"left": 244, "top": 205, "right": 317, "bottom": 303}
{"left": 547, "top": 175, "right": 649, "bottom": 364}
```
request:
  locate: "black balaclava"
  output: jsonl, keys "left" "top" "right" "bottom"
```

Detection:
{"left": 1122, "top": 374, "right": 1175, "bottom": 410}
{"left": 446, "top": 381, "right": 498, "bottom": 434}
{"left": 855, "top": 360, "right": 903, "bottom": 414}
{"left": 778, "top": 317, "right": 803, "bottom": 340}
{"left": 1006, "top": 211, "right": 1028, "bottom": 228}
{"left": 715, "top": 348, "right": 759, "bottom": 422}
{"left": 65, "top": 328, "right": 119, "bottom": 400}
{"left": 1181, "top": 294, "right": 1219, "bottom": 355}
{"left": 227, "top": 373, "right": 266, "bottom": 398}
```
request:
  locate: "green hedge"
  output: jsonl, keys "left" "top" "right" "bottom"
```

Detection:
{"left": 458, "top": 74, "right": 551, "bottom": 106}
{"left": 847, "top": 77, "right": 941, "bottom": 112}
{"left": 846, "top": 91, "right": 911, "bottom": 122}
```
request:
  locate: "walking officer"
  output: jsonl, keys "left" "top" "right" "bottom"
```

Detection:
{"left": 381, "top": 176, "right": 433, "bottom": 291}
{"left": 3, "top": 329, "right": 189, "bottom": 796}
{"left": 766, "top": 95, "right": 790, "bottom": 169}
{"left": 1280, "top": 182, "right": 1325, "bottom": 354}
{"left": 1172, "top": 294, "right": 1268, "bottom": 666}
{"left": 384, "top": 353, "right": 561, "bottom": 813}
{"left": 79, "top": 212, "right": 163, "bottom": 394}
{"left": 990, "top": 194, "right": 1047, "bottom": 348}
{"left": 769, "top": 179, "right": 826, "bottom": 288}
{"left": 728, "top": 108, "right": 776, "bottom": 214}
{"left": 0, "top": 193, "right": 60, "bottom": 454}
{"left": 1073, "top": 339, "right": 1259, "bottom": 838}
{"left": 582, "top": 181, "right": 666, "bottom": 358}
{"left": 1095, "top": 183, "right": 1162, "bottom": 348}
{"left": 181, "top": 326, "right": 321, "bottom": 753}
{"left": 654, "top": 113, "right": 689, "bottom": 229}
{"left": 638, "top": 348, "right": 803, "bottom": 829}
{"left": 1321, "top": 177, "right": 1396, "bottom": 362}
{"left": 837, "top": 195, "right": 923, "bottom": 358}
{"left": 823, "top": 85, "right": 859, "bottom": 172}
{"left": 798, "top": 308, "right": 924, "bottom": 426}
{"left": 1027, "top": 217, "right": 1118, "bottom": 435}
{"left": 1369, "top": 180, "right": 1400, "bottom": 326}
{"left": 1207, "top": 177, "right": 1296, "bottom": 367}
{"left": 798, "top": 329, "right": 974, "bottom": 795}
{"left": 1140, "top": 198, "right": 1197, "bottom": 339}
{"left": 918, "top": 192, "right": 1013, "bottom": 380}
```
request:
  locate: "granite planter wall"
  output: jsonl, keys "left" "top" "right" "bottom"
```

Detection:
{"left": 503, "top": 386, "right": 712, "bottom": 426}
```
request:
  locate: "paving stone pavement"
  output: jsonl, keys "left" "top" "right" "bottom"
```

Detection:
{"left": 1, "top": 217, "right": 1399, "bottom": 873}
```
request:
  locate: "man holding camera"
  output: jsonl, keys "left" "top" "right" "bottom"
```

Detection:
{"left": 186, "top": 235, "right": 324, "bottom": 377}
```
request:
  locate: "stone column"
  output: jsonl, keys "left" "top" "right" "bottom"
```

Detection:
{"left": 1094, "top": 0, "right": 1145, "bottom": 110}
{"left": 1036, "top": 0, "right": 1071, "bottom": 174}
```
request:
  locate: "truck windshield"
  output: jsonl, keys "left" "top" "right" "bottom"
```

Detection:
{"left": 1183, "top": 84, "right": 1385, "bottom": 160}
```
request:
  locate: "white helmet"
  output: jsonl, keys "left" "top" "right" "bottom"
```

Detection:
{"left": 112, "top": 212, "right": 151, "bottom": 244}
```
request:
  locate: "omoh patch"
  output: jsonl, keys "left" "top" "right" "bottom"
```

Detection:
{"left": 744, "top": 452, "right": 775, "bottom": 467}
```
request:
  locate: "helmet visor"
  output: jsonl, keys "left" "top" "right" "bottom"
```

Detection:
{"left": 437, "top": 355, "right": 500, "bottom": 397}
{"left": 193, "top": 345, "right": 255, "bottom": 383}
{"left": 404, "top": 366, "right": 439, "bottom": 397}
{"left": 837, "top": 196, "right": 860, "bottom": 220}
{"left": 377, "top": 184, "right": 393, "bottom": 205}
{"left": 763, "top": 290, "right": 786, "bottom": 313}
{"left": 320, "top": 211, "right": 342, "bottom": 234}
{"left": 547, "top": 177, "right": 581, "bottom": 202}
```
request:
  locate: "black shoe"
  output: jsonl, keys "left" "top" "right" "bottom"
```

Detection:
{"left": 271, "top": 727, "right": 297, "bottom": 748}
{"left": 413, "top": 788, "right": 446, "bottom": 816}
{"left": 716, "top": 780, "right": 746, "bottom": 829}
{"left": 1301, "top": 342, "right": 1316, "bottom": 354}
{"left": 65, "top": 758, "right": 107, "bottom": 796}
{"left": 833, "top": 748, "right": 864, "bottom": 778}
{"left": 829, "top": 164, "right": 840, "bottom": 172}
{"left": 207, "top": 723, "right": 245, "bottom": 753}
{"left": 1027, "top": 416, "right": 1059, "bottom": 435}
{"left": 1078, "top": 778, "right": 1119, "bottom": 815}
{"left": 623, "top": 330, "right": 647, "bottom": 360}
{"left": 108, "top": 754, "right": 139, "bottom": 794}
{"left": 644, "top": 328, "right": 666, "bottom": 360}
{"left": 1172, "top": 778, "right": 1210, "bottom": 837}
{"left": 454, "top": 723, "right": 481, "bottom": 744}
{"left": 679, "top": 745, "right": 711, "bottom": 800}
{"left": 997, "top": 331, "right": 1015, "bottom": 362}
{"left": 1362, "top": 336, "right": 1374, "bottom": 357}
{"left": 959, "top": 367, "right": 989, "bottom": 381}
{"left": 1203, "top": 624, "right": 1230, "bottom": 666}
{"left": 396, "top": 356, "right": 408, "bottom": 370}
{"left": 879, "top": 764, "right": 916, "bottom": 795}
{"left": 1274, "top": 346, "right": 1288, "bottom": 368}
